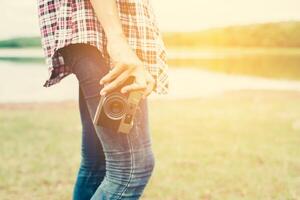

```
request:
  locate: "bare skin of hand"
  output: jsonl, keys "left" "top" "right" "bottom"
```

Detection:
{"left": 99, "top": 36, "right": 155, "bottom": 98}
{"left": 89, "top": 0, "right": 154, "bottom": 98}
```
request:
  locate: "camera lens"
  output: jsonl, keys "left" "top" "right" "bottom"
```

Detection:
{"left": 111, "top": 101, "right": 123, "bottom": 114}
{"left": 103, "top": 93, "right": 127, "bottom": 120}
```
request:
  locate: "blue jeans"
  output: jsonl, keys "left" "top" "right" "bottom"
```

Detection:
{"left": 59, "top": 44, "right": 155, "bottom": 200}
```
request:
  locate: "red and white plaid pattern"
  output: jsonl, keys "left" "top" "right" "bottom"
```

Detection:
{"left": 38, "top": 0, "right": 168, "bottom": 94}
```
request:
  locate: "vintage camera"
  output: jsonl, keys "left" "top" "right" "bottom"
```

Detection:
{"left": 93, "top": 76, "right": 143, "bottom": 134}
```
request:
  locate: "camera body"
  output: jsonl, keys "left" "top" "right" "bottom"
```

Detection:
{"left": 93, "top": 77, "right": 143, "bottom": 134}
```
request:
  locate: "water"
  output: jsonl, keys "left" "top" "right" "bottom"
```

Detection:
{"left": 2, "top": 48, "right": 300, "bottom": 103}
{"left": 0, "top": 61, "right": 79, "bottom": 103}
{"left": 0, "top": 48, "right": 43, "bottom": 57}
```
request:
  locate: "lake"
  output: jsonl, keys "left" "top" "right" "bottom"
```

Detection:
{"left": 1, "top": 48, "right": 300, "bottom": 103}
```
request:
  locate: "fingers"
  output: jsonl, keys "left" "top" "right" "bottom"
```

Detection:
{"left": 121, "top": 82, "right": 147, "bottom": 94}
{"left": 142, "top": 75, "right": 155, "bottom": 98}
{"left": 100, "top": 63, "right": 131, "bottom": 85}
{"left": 142, "top": 79, "right": 155, "bottom": 99}
{"left": 99, "top": 61, "right": 155, "bottom": 98}
{"left": 100, "top": 71, "right": 130, "bottom": 95}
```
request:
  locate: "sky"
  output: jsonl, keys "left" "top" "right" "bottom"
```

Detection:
{"left": 0, "top": 0, "right": 300, "bottom": 39}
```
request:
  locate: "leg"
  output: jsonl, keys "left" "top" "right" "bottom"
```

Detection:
{"left": 73, "top": 86, "right": 106, "bottom": 200}
{"left": 61, "top": 44, "right": 155, "bottom": 200}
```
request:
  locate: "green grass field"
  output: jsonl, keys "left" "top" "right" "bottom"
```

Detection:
{"left": 0, "top": 90, "right": 300, "bottom": 200}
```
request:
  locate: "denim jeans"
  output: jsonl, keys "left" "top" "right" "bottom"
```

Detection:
{"left": 58, "top": 44, "right": 155, "bottom": 200}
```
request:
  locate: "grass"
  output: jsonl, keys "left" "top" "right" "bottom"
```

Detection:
{"left": 0, "top": 90, "right": 300, "bottom": 199}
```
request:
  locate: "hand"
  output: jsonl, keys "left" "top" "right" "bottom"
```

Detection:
{"left": 99, "top": 36, "right": 155, "bottom": 98}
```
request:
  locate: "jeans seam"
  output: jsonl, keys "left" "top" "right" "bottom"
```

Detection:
{"left": 116, "top": 135, "right": 134, "bottom": 200}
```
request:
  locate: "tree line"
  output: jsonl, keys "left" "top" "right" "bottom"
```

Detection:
{"left": 163, "top": 21, "right": 300, "bottom": 48}
{"left": 1, "top": 21, "right": 300, "bottom": 48}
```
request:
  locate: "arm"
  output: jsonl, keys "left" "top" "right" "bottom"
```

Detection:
{"left": 90, "top": 0, "right": 125, "bottom": 40}
{"left": 90, "top": 0, "right": 155, "bottom": 98}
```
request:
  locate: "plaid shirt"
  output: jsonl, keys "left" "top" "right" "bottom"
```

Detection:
{"left": 38, "top": 0, "right": 168, "bottom": 94}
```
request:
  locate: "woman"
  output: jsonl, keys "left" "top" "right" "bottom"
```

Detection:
{"left": 37, "top": 0, "right": 168, "bottom": 199}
